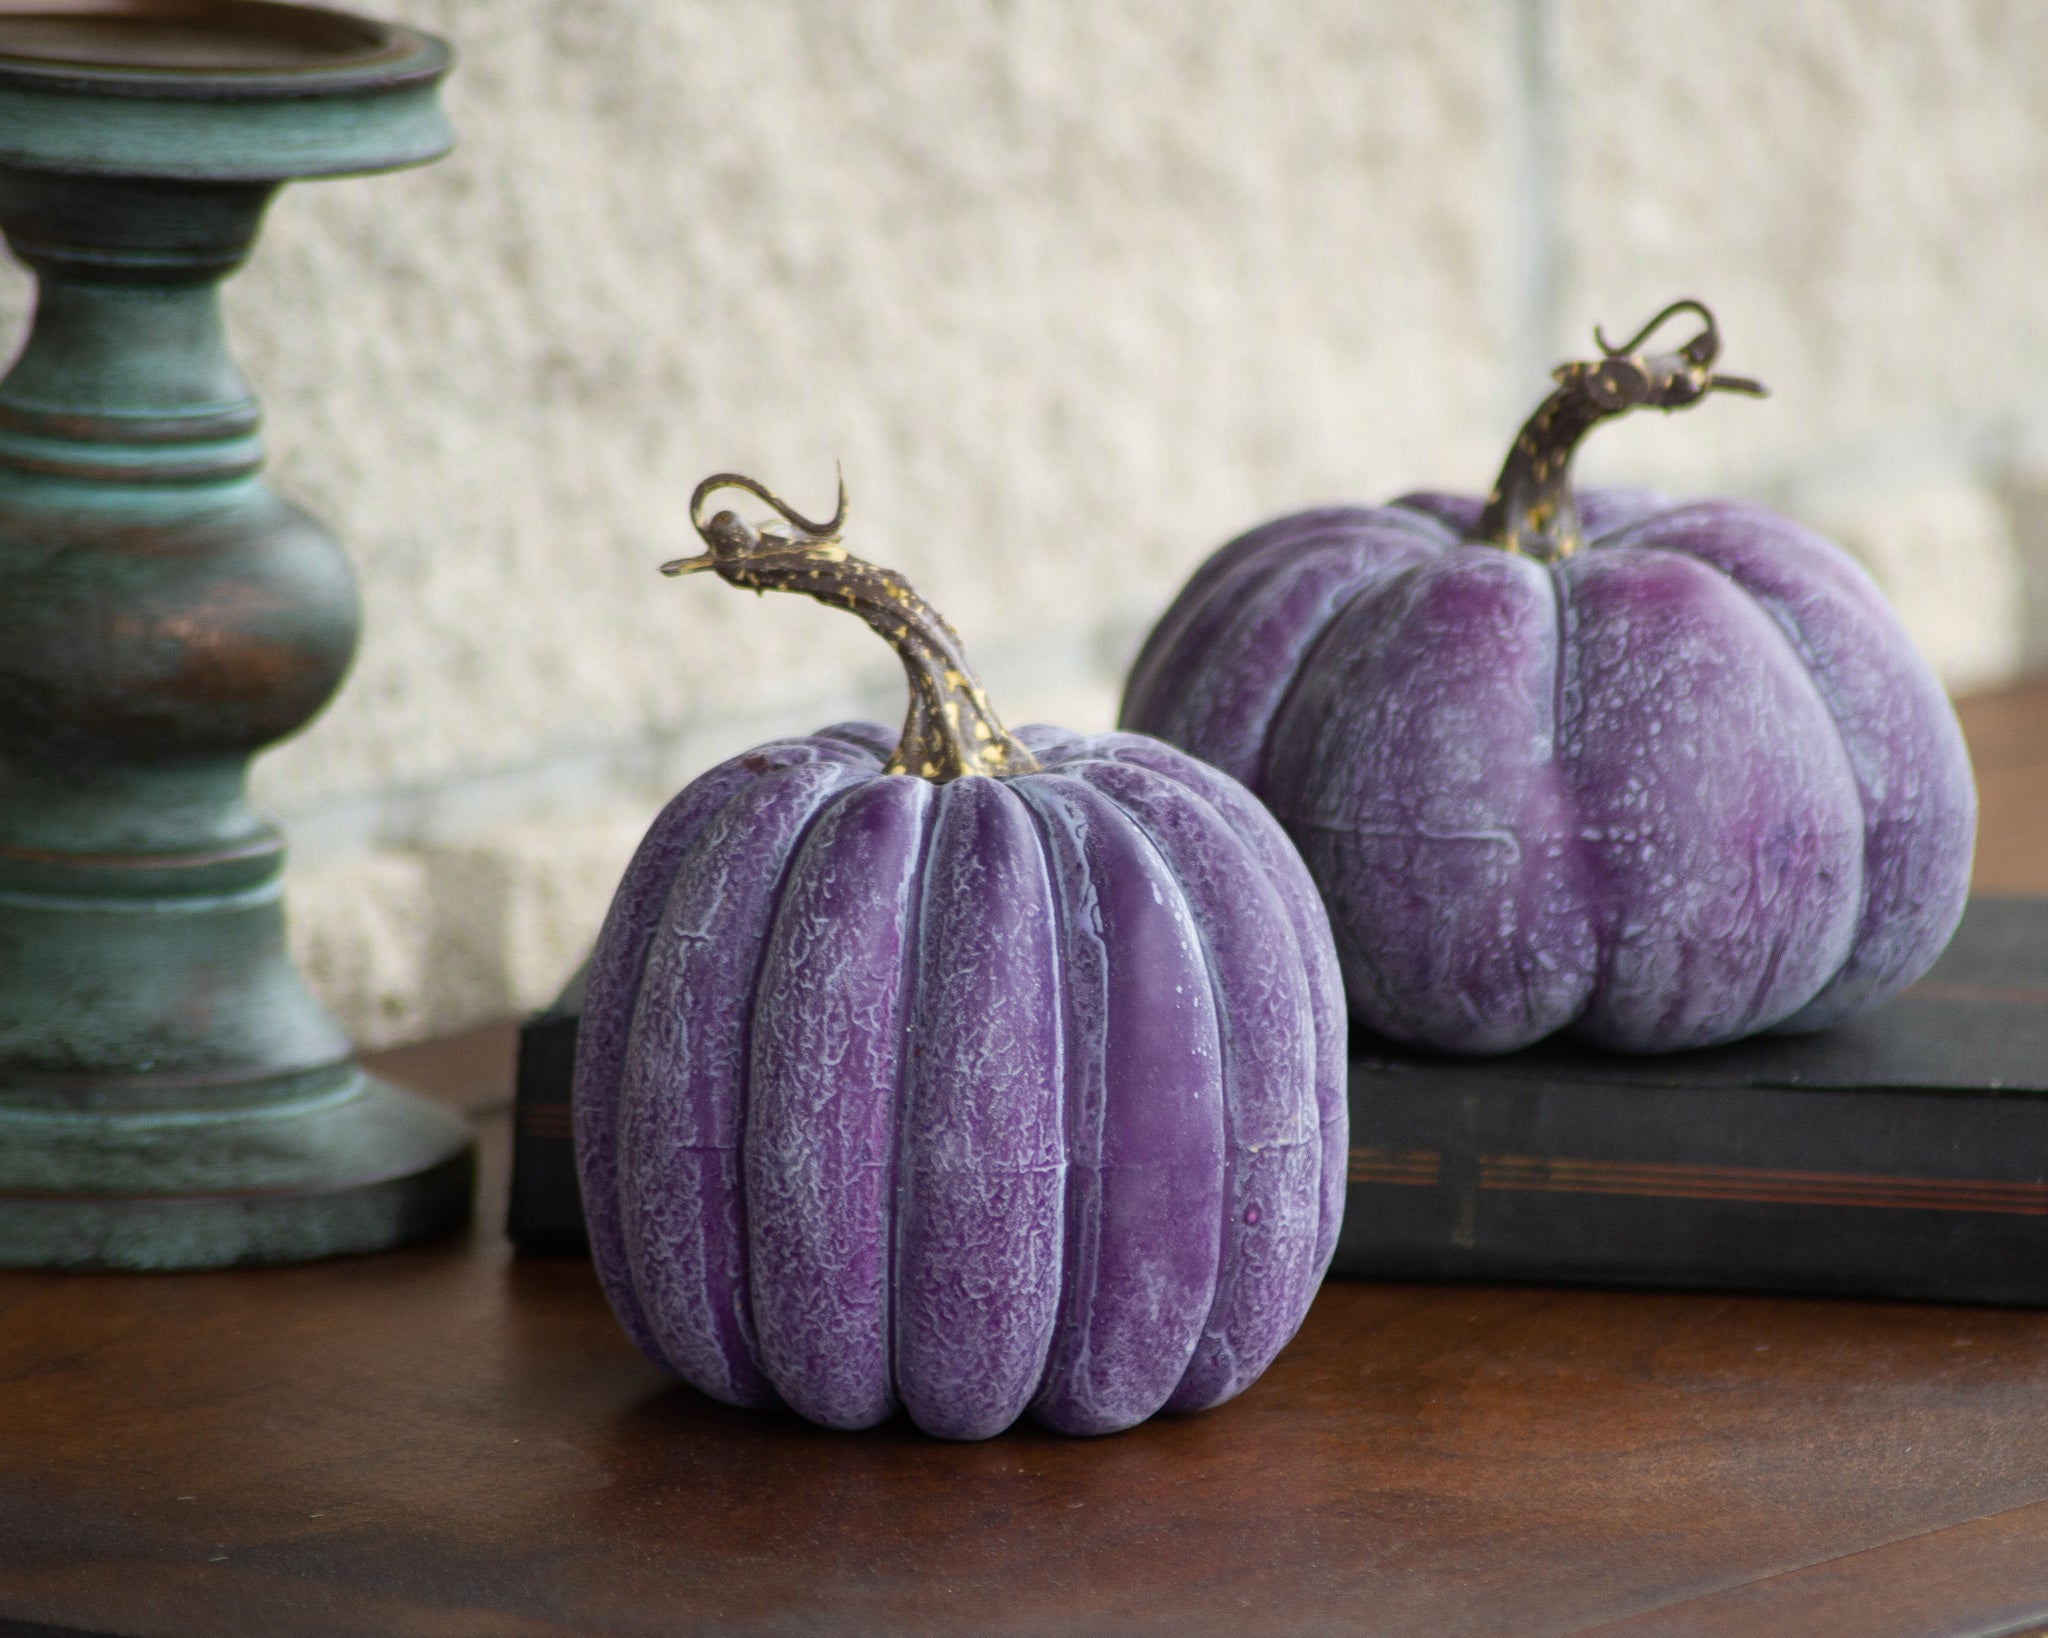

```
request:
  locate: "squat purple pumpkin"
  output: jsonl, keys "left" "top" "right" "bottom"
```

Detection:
{"left": 1123, "top": 301, "right": 1975, "bottom": 1055}
{"left": 574, "top": 474, "right": 1344, "bottom": 1439}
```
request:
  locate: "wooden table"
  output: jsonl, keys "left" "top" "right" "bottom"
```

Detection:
{"left": 7, "top": 684, "right": 2048, "bottom": 1638}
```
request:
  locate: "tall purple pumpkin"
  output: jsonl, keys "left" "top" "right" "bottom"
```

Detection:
{"left": 1122, "top": 302, "right": 1976, "bottom": 1055}
{"left": 574, "top": 474, "right": 1345, "bottom": 1440}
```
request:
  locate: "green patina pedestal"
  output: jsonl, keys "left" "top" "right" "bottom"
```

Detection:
{"left": 0, "top": 1, "right": 473, "bottom": 1268}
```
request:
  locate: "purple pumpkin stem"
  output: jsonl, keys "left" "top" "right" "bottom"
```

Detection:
{"left": 663, "top": 472, "right": 1040, "bottom": 783}
{"left": 1474, "top": 298, "right": 1767, "bottom": 562}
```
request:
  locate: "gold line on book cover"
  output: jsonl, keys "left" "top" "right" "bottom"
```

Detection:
{"left": 519, "top": 1103, "right": 575, "bottom": 1140}
{"left": 1473, "top": 1154, "right": 2048, "bottom": 1216}
{"left": 1347, "top": 1148, "right": 1442, "bottom": 1186}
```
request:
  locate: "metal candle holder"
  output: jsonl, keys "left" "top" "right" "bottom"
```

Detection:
{"left": 0, "top": 0, "right": 472, "bottom": 1268}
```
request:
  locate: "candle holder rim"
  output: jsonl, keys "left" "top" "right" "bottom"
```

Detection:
{"left": 0, "top": 0, "right": 448, "bottom": 100}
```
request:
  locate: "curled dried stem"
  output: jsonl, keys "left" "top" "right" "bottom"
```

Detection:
{"left": 663, "top": 471, "right": 1039, "bottom": 783}
{"left": 1473, "top": 298, "right": 1768, "bottom": 561}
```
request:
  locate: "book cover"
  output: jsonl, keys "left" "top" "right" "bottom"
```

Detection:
{"left": 1337, "top": 897, "right": 2048, "bottom": 1303}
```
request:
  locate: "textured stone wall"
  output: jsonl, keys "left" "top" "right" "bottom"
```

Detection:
{"left": 2, "top": 0, "right": 2025, "bottom": 1044}
{"left": 1552, "top": 0, "right": 2048, "bottom": 691}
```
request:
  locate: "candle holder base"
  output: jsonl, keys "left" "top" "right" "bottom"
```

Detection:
{"left": 0, "top": 1074, "right": 473, "bottom": 1270}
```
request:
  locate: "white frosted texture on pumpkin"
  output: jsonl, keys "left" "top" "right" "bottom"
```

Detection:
{"left": 1129, "top": 492, "right": 1976, "bottom": 1055}
{"left": 572, "top": 726, "right": 1340, "bottom": 1436}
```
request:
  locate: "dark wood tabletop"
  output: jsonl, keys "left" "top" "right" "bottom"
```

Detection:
{"left": 8, "top": 682, "right": 2048, "bottom": 1638}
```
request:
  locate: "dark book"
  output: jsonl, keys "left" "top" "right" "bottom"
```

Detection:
{"left": 511, "top": 897, "right": 2048, "bottom": 1305}
{"left": 1339, "top": 896, "right": 2048, "bottom": 1304}
{"left": 505, "top": 964, "right": 589, "bottom": 1255}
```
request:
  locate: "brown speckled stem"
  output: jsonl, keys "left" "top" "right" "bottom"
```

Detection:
{"left": 1473, "top": 298, "right": 1769, "bottom": 562}
{"left": 664, "top": 472, "right": 1040, "bottom": 783}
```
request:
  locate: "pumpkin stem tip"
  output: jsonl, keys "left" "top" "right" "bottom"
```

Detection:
{"left": 1475, "top": 298, "right": 1767, "bottom": 561}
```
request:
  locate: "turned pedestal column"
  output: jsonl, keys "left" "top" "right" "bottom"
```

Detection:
{"left": 0, "top": 0, "right": 472, "bottom": 1267}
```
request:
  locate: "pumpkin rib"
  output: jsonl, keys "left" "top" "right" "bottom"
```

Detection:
{"left": 1546, "top": 557, "right": 1607, "bottom": 1047}
{"left": 1126, "top": 512, "right": 1427, "bottom": 735}
{"left": 1268, "top": 552, "right": 1598, "bottom": 1053}
{"left": 1575, "top": 487, "right": 1673, "bottom": 539}
{"left": 891, "top": 775, "right": 1067, "bottom": 1440}
{"left": 812, "top": 720, "right": 900, "bottom": 761}
{"left": 1607, "top": 503, "right": 1973, "bottom": 1032}
{"left": 574, "top": 745, "right": 832, "bottom": 1377}
{"left": 1067, "top": 756, "right": 1324, "bottom": 1414}
{"left": 615, "top": 755, "right": 871, "bottom": 1407}
{"left": 880, "top": 780, "right": 937, "bottom": 1430}
{"left": 1212, "top": 532, "right": 1441, "bottom": 798}
{"left": 1163, "top": 522, "right": 1449, "bottom": 802}
{"left": 1165, "top": 504, "right": 1388, "bottom": 620}
{"left": 1124, "top": 506, "right": 1385, "bottom": 715}
{"left": 1122, "top": 511, "right": 1454, "bottom": 782}
{"left": 1064, "top": 733, "right": 1350, "bottom": 1293}
{"left": 1581, "top": 530, "right": 1876, "bottom": 1029}
{"left": 1015, "top": 721, "right": 1085, "bottom": 762}
{"left": 1015, "top": 772, "right": 1226, "bottom": 1436}
{"left": 1388, "top": 491, "right": 1483, "bottom": 536}
{"left": 1014, "top": 774, "right": 1113, "bottom": 1431}
{"left": 1554, "top": 546, "right": 1864, "bottom": 1050}
{"left": 746, "top": 774, "right": 934, "bottom": 1430}
{"left": 886, "top": 774, "right": 944, "bottom": 1427}
{"left": 1123, "top": 547, "right": 1297, "bottom": 737}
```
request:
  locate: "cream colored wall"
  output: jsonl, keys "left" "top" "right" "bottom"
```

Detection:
{"left": 7, "top": 0, "right": 2029, "bottom": 1045}
{"left": 1555, "top": 1, "right": 2048, "bottom": 690}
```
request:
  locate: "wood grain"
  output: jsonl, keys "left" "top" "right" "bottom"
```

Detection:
{"left": 0, "top": 680, "right": 2044, "bottom": 1637}
{"left": 7, "top": 1092, "right": 2048, "bottom": 1636}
